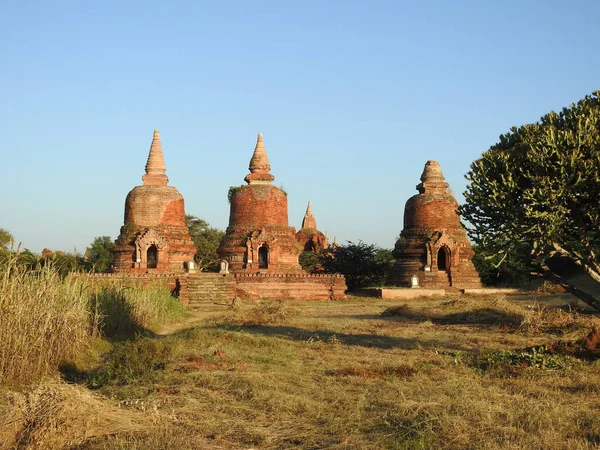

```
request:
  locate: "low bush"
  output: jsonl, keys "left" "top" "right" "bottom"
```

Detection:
{"left": 468, "top": 345, "right": 578, "bottom": 377}
{"left": 89, "top": 338, "right": 178, "bottom": 388}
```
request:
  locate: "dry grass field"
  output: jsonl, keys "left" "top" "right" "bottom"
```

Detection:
{"left": 2, "top": 293, "right": 600, "bottom": 449}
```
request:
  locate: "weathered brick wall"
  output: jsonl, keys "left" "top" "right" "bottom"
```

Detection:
{"left": 219, "top": 184, "right": 301, "bottom": 273}
{"left": 228, "top": 184, "right": 289, "bottom": 227}
{"left": 114, "top": 185, "right": 196, "bottom": 273}
{"left": 124, "top": 185, "right": 187, "bottom": 227}
{"left": 403, "top": 194, "right": 462, "bottom": 230}
{"left": 82, "top": 273, "right": 347, "bottom": 304}
{"left": 233, "top": 273, "right": 346, "bottom": 300}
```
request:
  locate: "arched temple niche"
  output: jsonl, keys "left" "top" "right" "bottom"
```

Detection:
{"left": 436, "top": 246, "right": 450, "bottom": 271}
{"left": 258, "top": 245, "right": 269, "bottom": 269}
{"left": 134, "top": 228, "right": 168, "bottom": 270}
{"left": 147, "top": 245, "right": 158, "bottom": 268}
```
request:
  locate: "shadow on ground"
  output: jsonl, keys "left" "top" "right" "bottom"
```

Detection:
{"left": 213, "top": 324, "right": 473, "bottom": 351}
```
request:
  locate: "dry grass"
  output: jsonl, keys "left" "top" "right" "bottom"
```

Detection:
{"left": 3, "top": 294, "right": 600, "bottom": 448}
{"left": 90, "top": 283, "right": 185, "bottom": 338}
{"left": 0, "top": 258, "right": 91, "bottom": 385}
{"left": 383, "top": 294, "right": 600, "bottom": 336}
{"left": 0, "top": 258, "right": 185, "bottom": 386}
{"left": 221, "top": 299, "right": 297, "bottom": 326}
{"left": 0, "top": 381, "right": 150, "bottom": 449}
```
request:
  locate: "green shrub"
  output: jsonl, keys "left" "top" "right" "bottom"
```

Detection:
{"left": 89, "top": 338, "right": 176, "bottom": 387}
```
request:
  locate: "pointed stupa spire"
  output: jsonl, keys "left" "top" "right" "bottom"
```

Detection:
{"left": 301, "top": 201, "right": 317, "bottom": 230}
{"left": 245, "top": 132, "right": 275, "bottom": 184}
{"left": 142, "top": 129, "right": 169, "bottom": 186}
{"left": 416, "top": 160, "right": 448, "bottom": 194}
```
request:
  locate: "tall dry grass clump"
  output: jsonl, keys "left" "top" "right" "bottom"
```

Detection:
{"left": 0, "top": 257, "right": 91, "bottom": 385}
{"left": 90, "top": 283, "right": 185, "bottom": 337}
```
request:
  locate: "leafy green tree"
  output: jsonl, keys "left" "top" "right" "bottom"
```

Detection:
{"left": 85, "top": 236, "right": 115, "bottom": 273}
{"left": 319, "top": 241, "right": 395, "bottom": 291}
{"left": 461, "top": 91, "right": 600, "bottom": 308}
{"left": 39, "top": 251, "right": 85, "bottom": 278}
{"left": 0, "top": 228, "right": 14, "bottom": 251}
{"left": 186, "top": 215, "right": 225, "bottom": 272}
{"left": 299, "top": 250, "right": 320, "bottom": 272}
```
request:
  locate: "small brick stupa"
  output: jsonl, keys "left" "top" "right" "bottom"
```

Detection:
{"left": 112, "top": 130, "right": 196, "bottom": 273}
{"left": 217, "top": 133, "right": 302, "bottom": 273}
{"left": 387, "top": 160, "right": 481, "bottom": 288}
{"left": 296, "top": 202, "right": 329, "bottom": 252}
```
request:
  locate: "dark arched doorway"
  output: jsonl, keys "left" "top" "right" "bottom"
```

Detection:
{"left": 437, "top": 247, "right": 449, "bottom": 271}
{"left": 147, "top": 245, "right": 158, "bottom": 268}
{"left": 258, "top": 246, "right": 269, "bottom": 269}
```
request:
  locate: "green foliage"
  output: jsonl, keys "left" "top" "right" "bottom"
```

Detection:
{"left": 461, "top": 91, "right": 600, "bottom": 286}
{"left": 471, "top": 244, "right": 535, "bottom": 286}
{"left": 227, "top": 186, "right": 242, "bottom": 204}
{"left": 85, "top": 236, "right": 115, "bottom": 273}
{"left": 0, "top": 227, "right": 14, "bottom": 251}
{"left": 89, "top": 338, "right": 176, "bottom": 387}
{"left": 186, "top": 215, "right": 225, "bottom": 272}
{"left": 319, "top": 241, "right": 395, "bottom": 290}
{"left": 299, "top": 250, "right": 320, "bottom": 272}
{"left": 41, "top": 251, "right": 85, "bottom": 277}
{"left": 469, "top": 345, "right": 576, "bottom": 377}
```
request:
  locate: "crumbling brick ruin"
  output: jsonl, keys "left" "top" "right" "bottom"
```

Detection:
{"left": 387, "top": 160, "right": 481, "bottom": 289}
{"left": 296, "top": 202, "right": 330, "bottom": 252}
{"left": 112, "top": 130, "right": 197, "bottom": 273}
{"left": 217, "top": 133, "right": 304, "bottom": 274}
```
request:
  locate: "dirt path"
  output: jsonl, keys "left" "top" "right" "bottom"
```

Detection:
{"left": 156, "top": 306, "right": 229, "bottom": 335}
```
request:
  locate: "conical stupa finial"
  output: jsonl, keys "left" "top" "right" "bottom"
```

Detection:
{"left": 245, "top": 132, "right": 275, "bottom": 184}
{"left": 249, "top": 132, "right": 271, "bottom": 173}
{"left": 420, "top": 160, "right": 445, "bottom": 182}
{"left": 416, "top": 160, "right": 449, "bottom": 194}
{"left": 142, "top": 129, "right": 169, "bottom": 186}
{"left": 301, "top": 201, "right": 317, "bottom": 230}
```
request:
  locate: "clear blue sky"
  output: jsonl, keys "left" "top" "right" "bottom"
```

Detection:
{"left": 1, "top": 0, "right": 598, "bottom": 253}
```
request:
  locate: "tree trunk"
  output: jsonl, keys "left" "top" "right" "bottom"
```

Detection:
{"left": 542, "top": 255, "right": 600, "bottom": 312}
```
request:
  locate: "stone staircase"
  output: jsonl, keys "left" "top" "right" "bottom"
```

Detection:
{"left": 187, "top": 274, "right": 236, "bottom": 309}
{"left": 436, "top": 270, "right": 451, "bottom": 287}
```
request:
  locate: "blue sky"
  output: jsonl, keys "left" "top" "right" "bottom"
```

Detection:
{"left": 1, "top": 0, "right": 599, "bottom": 253}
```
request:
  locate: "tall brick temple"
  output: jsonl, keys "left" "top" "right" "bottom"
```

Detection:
{"left": 217, "top": 133, "right": 303, "bottom": 273}
{"left": 387, "top": 160, "right": 481, "bottom": 289}
{"left": 112, "top": 130, "right": 197, "bottom": 273}
{"left": 296, "top": 202, "right": 329, "bottom": 252}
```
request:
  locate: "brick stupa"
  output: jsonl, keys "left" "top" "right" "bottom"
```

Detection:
{"left": 217, "top": 133, "right": 302, "bottom": 273}
{"left": 296, "top": 202, "right": 329, "bottom": 252}
{"left": 112, "top": 130, "right": 196, "bottom": 272}
{"left": 387, "top": 160, "right": 481, "bottom": 288}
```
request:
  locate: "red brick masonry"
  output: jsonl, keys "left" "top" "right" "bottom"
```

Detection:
{"left": 83, "top": 272, "right": 346, "bottom": 303}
